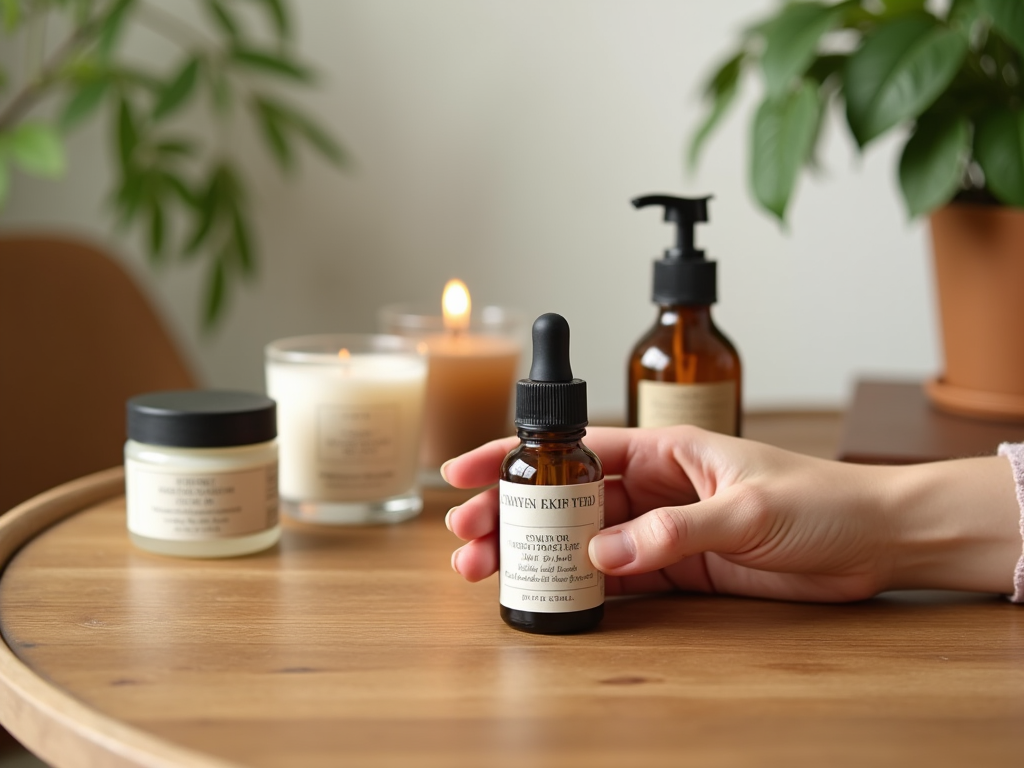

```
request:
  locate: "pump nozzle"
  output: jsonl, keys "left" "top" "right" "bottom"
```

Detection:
{"left": 632, "top": 194, "right": 711, "bottom": 260}
{"left": 632, "top": 193, "right": 717, "bottom": 306}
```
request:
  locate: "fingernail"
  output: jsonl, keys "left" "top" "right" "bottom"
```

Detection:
{"left": 590, "top": 531, "right": 636, "bottom": 570}
{"left": 451, "top": 548, "right": 462, "bottom": 574}
{"left": 440, "top": 459, "right": 454, "bottom": 484}
{"left": 444, "top": 506, "right": 458, "bottom": 532}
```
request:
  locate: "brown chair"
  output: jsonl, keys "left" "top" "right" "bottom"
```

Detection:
{"left": 0, "top": 235, "right": 197, "bottom": 515}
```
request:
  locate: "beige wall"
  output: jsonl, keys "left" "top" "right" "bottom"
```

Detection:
{"left": 0, "top": 0, "right": 939, "bottom": 418}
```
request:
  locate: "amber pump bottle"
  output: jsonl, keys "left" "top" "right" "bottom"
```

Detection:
{"left": 627, "top": 195, "right": 741, "bottom": 435}
{"left": 499, "top": 313, "right": 604, "bottom": 634}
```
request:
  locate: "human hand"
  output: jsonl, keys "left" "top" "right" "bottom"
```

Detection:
{"left": 444, "top": 426, "right": 1020, "bottom": 602}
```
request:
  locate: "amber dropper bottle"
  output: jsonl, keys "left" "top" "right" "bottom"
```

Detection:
{"left": 627, "top": 195, "right": 741, "bottom": 435}
{"left": 499, "top": 313, "right": 604, "bottom": 634}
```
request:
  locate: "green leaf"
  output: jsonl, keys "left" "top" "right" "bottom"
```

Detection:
{"left": 232, "top": 207, "right": 254, "bottom": 275}
{"left": 762, "top": 2, "right": 846, "bottom": 98}
{"left": 116, "top": 96, "right": 138, "bottom": 170}
{"left": 153, "top": 58, "right": 200, "bottom": 120}
{"left": 0, "top": 158, "right": 9, "bottom": 208}
{"left": 253, "top": 96, "right": 347, "bottom": 168}
{"left": 204, "top": 0, "right": 240, "bottom": 40}
{"left": 231, "top": 47, "right": 312, "bottom": 81}
{"left": 97, "top": 0, "right": 136, "bottom": 59}
{"left": 898, "top": 113, "right": 969, "bottom": 217}
{"left": 203, "top": 257, "right": 227, "bottom": 330}
{"left": 949, "top": 0, "right": 981, "bottom": 24}
{"left": 2, "top": 0, "right": 21, "bottom": 32}
{"left": 148, "top": 195, "right": 165, "bottom": 261}
{"left": 160, "top": 170, "right": 198, "bottom": 208}
{"left": 285, "top": 108, "right": 347, "bottom": 166}
{"left": 10, "top": 123, "right": 66, "bottom": 177}
{"left": 974, "top": 108, "right": 1024, "bottom": 207}
{"left": 978, "top": 0, "right": 1024, "bottom": 56}
{"left": 844, "top": 16, "right": 968, "bottom": 146}
{"left": 217, "top": 162, "right": 244, "bottom": 202}
{"left": 186, "top": 171, "right": 222, "bottom": 254}
{"left": 806, "top": 54, "right": 847, "bottom": 86}
{"left": 687, "top": 52, "right": 743, "bottom": 171}
{"left": 113, "top": 168, "right": 147, "bottom": 224}
{"left": 59, "top": 78, "right": 110, "bottom": 130}
{"left": 252, "top": 98, "right": 292, "bottom": 170}
{"left": 880, "top": 0, "right": 927, "bottom": 15}
{"left": 750, "top": 79, "right": 820, "bottom": 221}
{"left": 155, "top": 139, "right": 196, "bottom": 157}
{"left": 256, "top": 0, "right": 289, "bottom": 39}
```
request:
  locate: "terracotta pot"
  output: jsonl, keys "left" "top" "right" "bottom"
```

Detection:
{"left": 926, "top": 203, "right": 1024, "bottom": 421}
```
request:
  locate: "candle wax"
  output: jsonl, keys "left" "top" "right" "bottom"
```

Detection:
{"left": 420, "top": 333, "right": 520, "bottom": 467}
{"left": 267, "top": 354, "right": 426, "bottom": 503}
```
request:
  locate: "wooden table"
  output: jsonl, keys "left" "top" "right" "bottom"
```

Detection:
{"left": 2, "top": 420, "right": 1024, "bottom": 768}
{"left": 838, "top": 380, "right": 1024, "bottom": 464}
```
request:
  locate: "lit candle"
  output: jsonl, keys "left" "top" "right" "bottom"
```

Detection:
{"left": 265, "top": 334, "right": 428, "bottom": 524}
{"left": 386, "top": 281, "right": 521, "bottom": 474}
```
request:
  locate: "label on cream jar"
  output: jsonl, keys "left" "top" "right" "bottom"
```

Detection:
{"left": 637, "top": 379, "right": 737, "bottom": 433}
{"left": 499, "top": 479, "right": 604, "bottom": 613}
{"left": 126, "top": 462, "right": 279, "bottom": 540}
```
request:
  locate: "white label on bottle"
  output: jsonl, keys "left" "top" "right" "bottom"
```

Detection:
{"left": 637, "top": 380, "right": 737, "bottom": 433}
{"left": 499, "top": 479, "right": 604, "bottom": 613}
{"left": 126, "top": 461, "right": 279, "bottom": 541}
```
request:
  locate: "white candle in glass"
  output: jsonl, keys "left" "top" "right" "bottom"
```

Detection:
{"left": 265, "top": 335, "right": 427, "bottom": 524}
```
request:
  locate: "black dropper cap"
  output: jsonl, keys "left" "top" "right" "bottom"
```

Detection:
{"left": 632, "top": 194, "right": 716, "bottom": 306}
{"left": 514, "top": 313, "right": 588, "bottom": 432}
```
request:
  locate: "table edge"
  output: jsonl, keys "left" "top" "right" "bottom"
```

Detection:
{"left": 0, "top": 467, "right": 240, "bottom": 768}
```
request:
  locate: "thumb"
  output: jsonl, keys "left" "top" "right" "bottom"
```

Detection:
{"left": 589, "top": 489, "right": 760, "bottom": 575}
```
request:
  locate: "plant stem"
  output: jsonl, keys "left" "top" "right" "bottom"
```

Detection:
{"left": 0, "top": 19, "right": 99, "bottom": 131}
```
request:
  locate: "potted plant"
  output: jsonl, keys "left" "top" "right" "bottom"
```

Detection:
{"left": 690, "top": 0, "right": 1024, "bottom": 420}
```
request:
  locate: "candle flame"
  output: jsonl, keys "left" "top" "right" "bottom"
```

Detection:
{"left": 338, "top": 348, "right": 351, "bottom": 360}
{"left": 442, "top": 279, "right": 471, "bottom": 333}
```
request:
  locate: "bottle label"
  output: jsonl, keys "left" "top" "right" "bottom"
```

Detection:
{"left": 126, "top": 461, "right": 279, "bottom": 541}
{"left": 637, "top": 379, "right": 737, "bottom": 433}
{"left": 499, "top": 479, "right": 605, "bottom": 613}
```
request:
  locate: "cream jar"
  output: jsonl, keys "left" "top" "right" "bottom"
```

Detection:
{"left": 125, "top": 390, "right": 280, "bottom": 558}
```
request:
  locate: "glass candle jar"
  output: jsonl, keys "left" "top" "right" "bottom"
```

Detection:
{"left": 379, "top": 303, "right": 523, "bottom": 486}
{"left": 125, "top": 390, "right": 281, "bottom": 558}
{"left": 265, "top": 334, "right": 428, "bottom": 525}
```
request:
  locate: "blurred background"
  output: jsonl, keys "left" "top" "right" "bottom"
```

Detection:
{"left": 0, "top": 0, "right": 938, "bottom": 419}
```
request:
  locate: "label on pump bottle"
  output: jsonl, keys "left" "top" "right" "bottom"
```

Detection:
{"left": 498, "top": 479, "right": 604, "bottom": 613}
{"left": 637, "top": 379, "right": 737, "bottom": 433}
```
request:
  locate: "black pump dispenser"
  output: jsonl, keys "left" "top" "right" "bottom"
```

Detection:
{"left": 632, "top": 194, "right": 716, "bottom": 306}
{"left": 515, "top": 313, "right": 588, "bottom": 431}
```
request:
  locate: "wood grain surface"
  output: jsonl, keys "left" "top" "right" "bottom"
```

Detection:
{"left": 2, "top": 418, "right": 1023, "bottom": 768}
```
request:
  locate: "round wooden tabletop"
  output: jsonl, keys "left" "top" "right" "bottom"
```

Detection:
{"left": 2, "top": 466, "right": 1024, "bottom": 768}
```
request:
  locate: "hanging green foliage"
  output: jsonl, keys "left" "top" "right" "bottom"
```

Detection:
{"left": 0, "top": 0, "right": 348, "bottom": 329}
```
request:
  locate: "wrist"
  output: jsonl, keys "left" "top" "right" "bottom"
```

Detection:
{"left": 883, "top": 457, "right": 1021, "bottom": 594}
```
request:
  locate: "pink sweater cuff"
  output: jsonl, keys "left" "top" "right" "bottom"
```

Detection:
{"left": 997, "top": 442, "right": 1024, "bottom": 603}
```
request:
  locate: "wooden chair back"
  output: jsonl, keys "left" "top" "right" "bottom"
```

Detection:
{"left": 0, "top": 235, "right": 196, "bottom": 513}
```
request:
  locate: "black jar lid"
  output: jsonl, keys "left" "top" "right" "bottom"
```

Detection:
{"left": 127, "top": 390, "right": 277, "bottom": 448}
